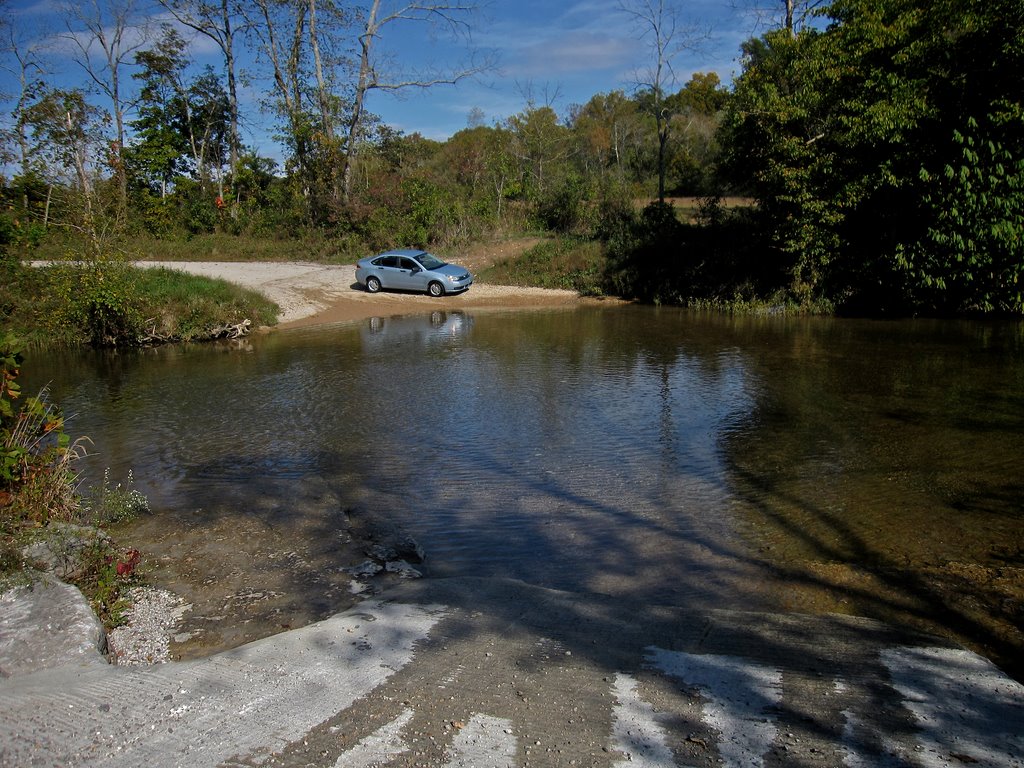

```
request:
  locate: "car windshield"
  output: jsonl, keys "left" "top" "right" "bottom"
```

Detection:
{"left": 416, "top": 253, "right": 446, "bottom": 270}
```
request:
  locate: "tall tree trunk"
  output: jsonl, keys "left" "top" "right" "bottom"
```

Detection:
{"left": 308, "top": 0, "right": 342, "bottom": 202}
{"left": 308, "top": 0, "right": 333, "bottom": 143}
{"left": 342, "top": 0, "right": 380, "bottom": 203}
{"left": 221, "top": 0, "right": 239, "bottom": 180}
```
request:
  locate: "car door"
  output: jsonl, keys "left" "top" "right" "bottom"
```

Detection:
{"left": 396, "top": 257, "right": 427, "bottom": 291}
{"left": 373, "top": 255, "right": 400, "bottom": 288}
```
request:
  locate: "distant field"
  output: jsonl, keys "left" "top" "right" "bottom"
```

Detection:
{"left": 656, "top": 196, "right": 754, "bottom": 222}
{"left": 666, "top": 196, "right": 754, "bottom": 208}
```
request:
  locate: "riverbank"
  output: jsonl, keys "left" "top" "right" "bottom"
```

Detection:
{"left": 135, "top": 257, "right": 619, "bottom": 331}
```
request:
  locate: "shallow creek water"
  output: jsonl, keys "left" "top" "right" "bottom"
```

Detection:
{"left": 25, "top": 307, "right": 1024, "bottom": 677}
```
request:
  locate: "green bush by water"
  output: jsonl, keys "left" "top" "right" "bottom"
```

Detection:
{"left": 1, "top": 335, "right": 148, "bottom": 625}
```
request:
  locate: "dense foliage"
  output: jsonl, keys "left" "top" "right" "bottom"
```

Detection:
{"left": 0, "top": 336, "right": 73, "bottom": 510}
{"left": 0, "top": 0, "right": 1020, "bottom": 318}
{"left": 1, "top": 253, "right": 279, "bottom": 347}
{"left": 720, "top": 0, "right": 1023, "bottom": 314}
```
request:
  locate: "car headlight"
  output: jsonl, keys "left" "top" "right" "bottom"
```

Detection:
{"left": 446, "top": 274, "right": 458, "bottom": 281}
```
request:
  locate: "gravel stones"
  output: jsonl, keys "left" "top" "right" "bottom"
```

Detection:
{"left": 108, "top": 587, "right": 191, "bottom": 665}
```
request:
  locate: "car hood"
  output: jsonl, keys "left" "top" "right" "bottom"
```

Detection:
{"left": 435, "top": 263, "right": 471, "bottom": 279}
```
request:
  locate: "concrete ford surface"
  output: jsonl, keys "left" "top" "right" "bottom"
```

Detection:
{"left": 2, "top": 578, "right": 1022, "bottom": 767}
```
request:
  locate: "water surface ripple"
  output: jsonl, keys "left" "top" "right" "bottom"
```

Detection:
{"left": 27, "top": 307, "right": 1024, "bottom": 674}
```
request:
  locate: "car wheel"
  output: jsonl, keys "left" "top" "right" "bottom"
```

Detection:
{"left": 428, "top": 281, "right": 445, "bottom": 297}
{"left": 365, "top": 276, "right": 382, "bottom": 293}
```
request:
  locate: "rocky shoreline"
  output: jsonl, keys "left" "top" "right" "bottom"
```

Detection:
{"left": 1, "top": 508, "right": 428, "bottom": 676}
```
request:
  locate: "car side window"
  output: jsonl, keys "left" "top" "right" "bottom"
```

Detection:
{"left": 378, "top": 256, "right": 398, "bottom": 268}
{"left": 399, "top": 258, "right": 419, "bottom": 271}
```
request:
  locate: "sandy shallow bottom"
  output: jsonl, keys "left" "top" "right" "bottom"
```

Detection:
{"left": 117, "top": 262, "right": 620, "bottom": 660}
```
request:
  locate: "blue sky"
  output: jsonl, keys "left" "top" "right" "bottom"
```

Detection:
{"left": 372, "top": 0, "right": 765, "bottom": 140}
{"left": 2, "top": 0, "right": 778, "bottom": 163}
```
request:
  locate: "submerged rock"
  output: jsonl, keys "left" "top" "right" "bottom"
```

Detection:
{"left": 385, "top": 560, "right": 422, "bottom": 579}
{"left": 344, "top": 560, "right": 384, "bottom": 579}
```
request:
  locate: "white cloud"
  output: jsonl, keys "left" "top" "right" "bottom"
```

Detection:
{"left": 513, "top": 30, "right": 635, "bottom": 78}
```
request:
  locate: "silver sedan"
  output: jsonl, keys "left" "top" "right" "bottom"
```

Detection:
{"left": 355, "top": 249, "right": 473, "bottom": 297}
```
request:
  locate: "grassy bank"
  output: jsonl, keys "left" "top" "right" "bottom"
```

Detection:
{"left": 478, "top": 237, "right": 607, "bottom": 296}
{"left": 28, "top": 230, "right": 353, "bottom": 265}
{"left": 1, "top": 257, "right": 279, "bottom": 348}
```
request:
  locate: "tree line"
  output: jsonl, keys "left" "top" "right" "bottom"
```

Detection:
{"left": 1, "top": 0, "right": 1021, "bottom": 316}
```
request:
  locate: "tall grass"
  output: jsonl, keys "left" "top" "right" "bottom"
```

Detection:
{"left": 480, "top": 237, "right": 607, "bottom": 295}
{"left": 29, "top": 232, "right": 356, "bottom": 265}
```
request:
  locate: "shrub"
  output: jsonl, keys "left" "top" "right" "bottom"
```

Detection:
{"left": 1, "top": 335, "right": 86, "bottom": 579}
{"left": 46, "top": 261, "right": 145, "bottom": 347}
{"left": 534, "top": 177, "right": 591, "bottom": 235}
{"left": 1, "top": 337, "right": 147, "bottom": 624}
{"left": 1, "top": 336, "right": 79, "bottom": 519}
{"left": 603, "top": 201, "right": 687, "bottom": 303}
{"left": 479, "top": 237, "right": 605, "bottom": 295}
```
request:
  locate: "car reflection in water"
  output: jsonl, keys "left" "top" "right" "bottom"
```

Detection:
{"left": 361, "top": 310, "right": 474, "bottom": 352}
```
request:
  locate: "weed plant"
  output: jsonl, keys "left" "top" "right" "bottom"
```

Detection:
{"left": 2, "top": 336, "right": 148, "bottom": 626}
{"left": 82, "top": 468, "right": 149, "bottom": 525}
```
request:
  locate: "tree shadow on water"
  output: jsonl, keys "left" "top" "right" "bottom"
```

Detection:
{"left": 723, "top": 459, "right": 1024, "bottom": 684}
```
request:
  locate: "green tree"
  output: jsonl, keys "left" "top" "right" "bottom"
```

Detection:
{"left": 901, "top": 111, "right": 1024, "bottom": 313}
{"left": 157, "top": 0, "right": 244, "bottom": 184}
{"left": 568, "top": 91, "right": 646, "bottom": 190}
{"left": 127, "top": 27, "right": 190, "bottom": 199}
{"left": 23, "top": 88, "right": 110, "bottom": 255}
{"left": 719, "top": 0, "right": 1024, "bottom": 314}
{"left": 666, "top": 73, "right": 729, "bottom": 194}
{"left": 182, "top": 68, "right": 231, "bottom": 189}
{"left": 505, "top": 104, "right": 573, "bottom": 203}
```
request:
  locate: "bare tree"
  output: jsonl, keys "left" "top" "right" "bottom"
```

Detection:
{"left": 731, "top": 0, "right": 829, "bottom": 35}
{"left": 24, "top": 88, "right": 108, "bottom": 254}
{"left": 1, "top": 28, "right": 49, "bottom": 177}
{"left": 246, "top": 0, "right": 307, "bottom": 131}
{"left": 240, "top": 0, "right": 353, "bottom": 217}
{"left": 157, "top": 0, "right": 242, "bottom": 180}
{"left": 341, "top": 0, "right": 492, "bottom": 201}
{"left": 60, "top": 0, "right": 150, "bottom": 215}
{"left": 619, "top": 0, "right": 708, "bottom": 202}
{"left": 308, "top": 0, "right": 351, "bottom": 148}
